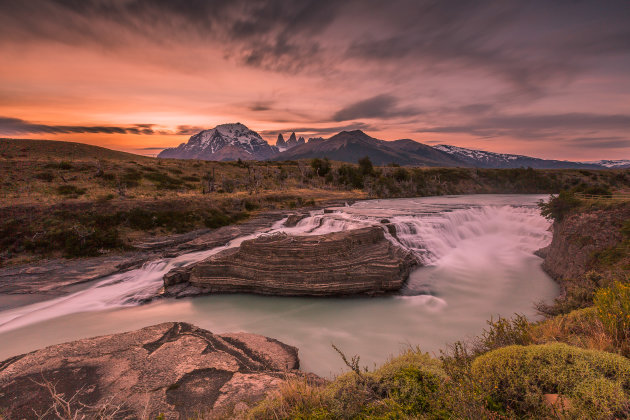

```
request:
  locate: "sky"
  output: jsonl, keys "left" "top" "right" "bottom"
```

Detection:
{"left": 0, "top": 0, "right": 629, "bottom": 160}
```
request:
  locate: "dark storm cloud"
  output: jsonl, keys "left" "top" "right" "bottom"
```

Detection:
{"left": 332, "top": 95, "right": 421, "bottom": 122}
{"left": 0, "top": 117, "right": 158, "bottom": 135}
{"left": 417, "top": 113, "right": 630, "bottom": 139}
{"left": 2, "top": 0, "right": 628, "bottom": 82}
{"left": 570, "top": 137, "right": 630, "bottom": 149}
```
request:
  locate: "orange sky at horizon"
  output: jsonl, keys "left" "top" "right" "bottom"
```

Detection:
{"left": 1, "top": 1, "right": 629, "bottom": 161}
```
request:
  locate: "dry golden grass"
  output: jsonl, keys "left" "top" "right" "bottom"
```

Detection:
{"left": 532, "top": 307, "right": 615, "bottom": 352}
{"left": 0, "top": 139, "right": 365, "bottom": 207}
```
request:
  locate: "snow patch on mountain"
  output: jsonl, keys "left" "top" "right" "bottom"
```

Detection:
{"left": 585, "top": 160, "right": 630, "bottom": 169}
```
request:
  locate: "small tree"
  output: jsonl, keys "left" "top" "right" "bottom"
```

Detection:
{"left": 358, "top": 156, "right": 374, "bottom": 176}
{"left": 538, "top": 191, "right": 581, "bottom": 222}
{"left": 310, "top": 158, "right": 331, "bottom": 176}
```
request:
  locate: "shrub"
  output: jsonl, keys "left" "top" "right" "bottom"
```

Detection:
{"left": 537, "top": 271, "right": 604, "bottom": 316}
{"left": 471, "top": 343, "right": 630, "bottom": 418}
{"left": 144, "top": 172, "right": 183, "bottom": 190}
{"left": 45, "top": 161, "right": 73, "bottom": 170}
{"left": 243, "top": 200, "right": 259, "bottom": 211}
{"left": 538, "top": 190, "right": 582, "bottom": 222}
{"left": 358, "top": 156, "right": 374, "bottom": 176}
{"left": 392, "top": 167, "right": 410, "bottom": 182}
{"left": 56, "top": 185, "right": 87, "bottom": 196}
{"left": 250, "top": 349, "right": 452, "bottom": 419}
{"left": 310, "top": 158, "right": 331, "bottom": 177}
{"left": 203, "top": 209, "right": 232, "bottom": 229}
{"left": 594, "top": 282, "right": 630, "bottom": 351}
{"left": 34, "top": 171, "right": 55, "bottom": 182}
{"left": 337, "top": 164, "right": 364, "bottom": 189}
{"left": 472, "top": 314, "right": 533, "bottom": 355}
{"left": 221, "top": 179, "right": 236, "bottom": 193}
{"left": 532, "top": 307, "right": 614, "bottom": 352}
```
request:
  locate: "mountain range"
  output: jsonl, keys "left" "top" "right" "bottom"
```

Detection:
{"left": 157, "top": 123, "right": 625, "bottom": 169}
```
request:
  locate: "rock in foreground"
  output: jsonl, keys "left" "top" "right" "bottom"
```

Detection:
{"left": 0, "top": 322, "right": 302, "bottom": 419}
{"left": 164, "top": 226, "right": 419, "bottom": 297}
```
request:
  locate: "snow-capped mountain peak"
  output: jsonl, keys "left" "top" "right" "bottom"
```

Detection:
{"left": 158, "top": 123, "right": 278, "bottom": 161}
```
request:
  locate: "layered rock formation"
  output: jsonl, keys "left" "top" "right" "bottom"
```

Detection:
{"left": 164, "top": 226, "right": 418, "bottom": 297}
{"left": 0, "top": 322, "right": 304, "bottom": 419}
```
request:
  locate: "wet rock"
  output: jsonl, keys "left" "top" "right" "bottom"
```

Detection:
{"left": 164, "top": 226, "right": 419, "bottom": 297}
{"left": 284, "top": 213, "right": 309, "bottom": 227}
{"left": 0, "top": 322, "right": 303, "bottom": 419}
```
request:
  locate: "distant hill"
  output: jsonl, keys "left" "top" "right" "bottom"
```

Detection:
{"left": 433, "top": 144, "right": 603, "bottom": 169}
{"left": 158, "top": 123, "right": 277, "bottom": 161}
{"left": 271, "top": 130, "right": 462, "bottom": 166}
{"left": 0, "top": 138, "right": 150, "bottom": 162}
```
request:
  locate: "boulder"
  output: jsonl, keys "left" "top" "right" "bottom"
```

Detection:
{"left": 284, "top": 213, "right": 309, "bottom": 227}
{"left": 0, "top": 322, "right": 303, "bottom": 419}
{"left": 163, "top": 226, "right": 419, "bottom": 297}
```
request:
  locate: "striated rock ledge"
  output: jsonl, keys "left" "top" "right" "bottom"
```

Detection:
{"left": 163, "top": 226, "right": 419, "bottom": 297}
{"left": 0, "top": 322, "right": 309, "bottom": 419}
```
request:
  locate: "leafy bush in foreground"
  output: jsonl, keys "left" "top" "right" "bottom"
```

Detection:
{"left": 471, "top": 343, "right": 630, "bottom": 418}
{"left": 249, "top": 349, "right": 454, "bottom": 419}
{"left": 595, "top": 282, "right": 630, "bottom": 353}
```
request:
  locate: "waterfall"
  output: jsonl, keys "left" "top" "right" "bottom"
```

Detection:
{"left": 0, "top": 196, "right": 551, "bottom": 334}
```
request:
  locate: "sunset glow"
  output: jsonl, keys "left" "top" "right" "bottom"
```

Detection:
{"left": 1, "top": 1, "right": 629, "bottom": 160}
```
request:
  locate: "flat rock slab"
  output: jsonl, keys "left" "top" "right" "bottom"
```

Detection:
{"left": 164, "top": 226, "right": 419, "bottom": 297}
{"left": 0, "top": 322, "right": 302, "bottom": 419}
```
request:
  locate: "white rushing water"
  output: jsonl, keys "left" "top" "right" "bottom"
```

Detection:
{"left": 0, "top": 194, "right": 558, "bottom": 377}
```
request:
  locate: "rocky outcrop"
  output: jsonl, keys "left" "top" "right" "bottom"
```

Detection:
{"left": 276, "top": 133, "right": 287, "bottom": 149}
{"left": 538, "top": 203, "right": 630, "bottom": 281}
{"left": 0, "top": 322, "right": 305, "bottom": 419}
{"left": 164, "top": 226, "right": 419, "bottom": 297}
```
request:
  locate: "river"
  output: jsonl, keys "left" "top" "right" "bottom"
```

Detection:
{"left": 0, "top": 194, "right": 558, "bottom": 377}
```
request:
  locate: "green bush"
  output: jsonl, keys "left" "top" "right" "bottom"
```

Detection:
{"left": 471, "top": 343, "right": 630, "bottom": 418}
{"left": 34, "top": 171, "right": 55, "bottom": 182}
{"left": 56, "top": 185, "right": 87, "bottom": 196}
{"left": 538, "top": 190, "right": 582, "bottom": 222}
{"left": 337, "top": 164, "right": 364, "bottom": 189}
{"left": 310, "top": 158, "right": 331, "bottom": 177}
{"left": 595, "top": 282, "right": 630, "bottom": 349}
{"left": 144, "top": 172, "right": 183, "bottom": 190}
{"left": 472, "top": 314, "right": 533, "bottom": 355}
{"left": 46, "top": 161, "right": 73, "bottom": 170}
{"left": 358, "top": 156, "right": 374, "bottom": 176}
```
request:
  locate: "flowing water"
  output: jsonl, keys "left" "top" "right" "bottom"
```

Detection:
{"left": 0, "top": 194, "right": 558, "bottom": 377}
